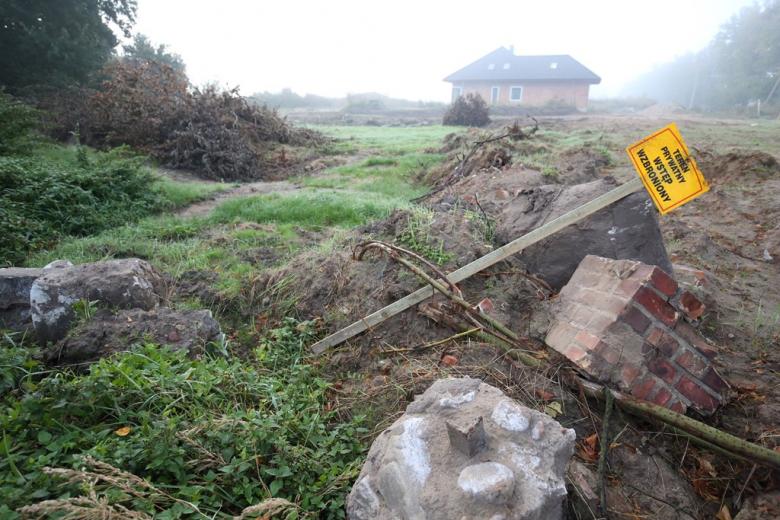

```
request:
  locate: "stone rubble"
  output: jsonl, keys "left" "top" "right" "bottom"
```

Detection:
{"left": 0, "top": 260, "right": 72, "bottom": 332}
{"left": 30, "top": 258, "right": 165, "bottom": 344}
{"left": 347, "top": 377, "right": 575, "bottom": 520}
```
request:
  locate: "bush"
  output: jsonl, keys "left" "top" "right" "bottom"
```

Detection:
{"left": 79, "top": 60, "right": 323, "bottom": 181}
{"left": 0, "top": 90, "right": 41, "bottom": 155}
{"left": 443, "top": 93, "right": 490, "bottom": 127}
{"left": 0, "top": 320, "right": 366, "bottom": 519}
{"left": 0, "top": 147, "right": 165, "bottom": 265}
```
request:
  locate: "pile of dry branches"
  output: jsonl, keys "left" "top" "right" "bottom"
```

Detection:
{"left": 38, "top": 60, "right": 324, "bottom": 180}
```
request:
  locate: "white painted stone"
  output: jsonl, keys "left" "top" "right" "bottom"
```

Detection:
{"left": 347, "top": 377, "right": 575, "bottom": 520}
{"left": 399, "top": 417, "right": 430, "bottom": 485}
{"left": 439, "top": 390, "right": 476, "bottom": 408}
{"left": 457, "top": 462, "right": 515, "bottom": 504}
{"left": 491, "top": 400, "right": 530, "bottom": 432}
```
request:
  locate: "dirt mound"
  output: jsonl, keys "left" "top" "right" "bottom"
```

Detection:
{"left": 252, "top": 209, "right": 543, "bottom": 355}
{"left": 553, "top": 146, "right": 610, "bottom": 184}
{"left": 696, "top": 149, "right": 779, "bottom": 184}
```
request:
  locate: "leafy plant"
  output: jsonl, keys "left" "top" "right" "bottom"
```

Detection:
{"left": 0, "top": 320, "right": 367, "bottom": 519}
{"left": 0, "top": 148, "right": 166, "bottom": 265}
{"left": 72, "top": 299, "right": 99, "bottom": 324}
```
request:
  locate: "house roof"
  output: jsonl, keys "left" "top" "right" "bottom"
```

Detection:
{"left": 444, "top": 47, "right": 601, "bottom": 84}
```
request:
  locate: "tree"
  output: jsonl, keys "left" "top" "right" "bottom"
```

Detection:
{"left": 623, "top": 0, "right": 780, "bottom": 111}
{"left": 0, "top": 0, "right": 137, "bottom": 91}
{"left": 122, "top": 33, "right": 186, "bottom": 74}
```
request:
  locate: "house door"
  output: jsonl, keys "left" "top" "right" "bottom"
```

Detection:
{"left": 491, "top": 86, "right": 500, "bottom": 105}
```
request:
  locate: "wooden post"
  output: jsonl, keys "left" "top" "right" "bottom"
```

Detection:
{"left": 311, "top": 177, "right": 644, "bottom": 354}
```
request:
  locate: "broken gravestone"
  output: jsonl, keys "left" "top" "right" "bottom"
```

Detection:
{"left": 494, "top": 178, "right": 672, "bottom": 289}
{"left": 0, "top": 260, "right": 72, "bottom": 332}
{"left": 46, "top": 307, "right": 223, "bottom": 365}
{"left": 347, "top": 377, "right": 575, "bottom": 520}
{"left": 30, "top": 258, "right": 165, "bottom": 344}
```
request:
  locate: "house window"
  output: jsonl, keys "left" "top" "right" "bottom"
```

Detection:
{"left": 490, "top": 86, "right": 500, "bottom": 105}
{"left": 503, "top": 63, "right": 510, "bottom": 69}
{"left": 550, "top": 62, "right": 558, "bottom": 69}
{"left": 510, "top": 86, "right": 523, "bottom": 103}
{"left": 488, "top": 63, "right": 495, "bottom": 70}
{"left": 451, "top": 86, "right": 463, "bottom": 101}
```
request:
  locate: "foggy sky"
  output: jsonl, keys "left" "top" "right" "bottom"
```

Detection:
{"left": 132, "top": 0, "right": 757, "bottom": 101}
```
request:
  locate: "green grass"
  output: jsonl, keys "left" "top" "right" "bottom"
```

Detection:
{"left": 314, "top": 125, "right": 458, "bottom": 155}
{"left": 212, "top": 189, "right": 409, "bottom": 228}
{"left": 0, "top": 320, "right": 367, "bottom": 519}
{"left": 26, "top": 188, "right": 412, "bottom": 311}
{"left": 155, "top": 177, "right": 230, "bottom": 208}
{"left": 300, "top": 153, "right": 443, "bottom": 200}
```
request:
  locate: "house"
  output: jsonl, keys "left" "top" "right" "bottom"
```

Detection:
{"left": 444, "top": 47, "right": 600, "bottom": 111}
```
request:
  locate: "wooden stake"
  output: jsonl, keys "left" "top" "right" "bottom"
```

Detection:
{"left": 311, "top": 177, "right": 644, "bottom": 354}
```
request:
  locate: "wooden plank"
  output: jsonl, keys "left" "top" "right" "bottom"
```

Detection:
{"left": 311, "top": 177, "right": 644, "bottom": 354}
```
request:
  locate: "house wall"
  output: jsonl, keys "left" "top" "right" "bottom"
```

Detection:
{"left": 453, "top": 81, "right": 591, "bottom": 110}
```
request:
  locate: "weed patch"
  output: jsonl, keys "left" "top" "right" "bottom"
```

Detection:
{"left": 0, "top": 320, "right": 367, "bottom": 519}
{"left": 396, "top": 208, "right": 453, "bottom": 265}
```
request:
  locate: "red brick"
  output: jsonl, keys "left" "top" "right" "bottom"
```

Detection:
{"left": 615, "top": 278, "right": 642, "bottom": 299}
{"left": 619, "top": 364, "right": 641, "bottom": 387}
{"left": 631, "top": 376, "right": 656, "bottom": 400}
{"left": 569, "top": 303, "right": 594, "bottom": 328}
{"left": 645, "top": 327, "right": 680, "bottom": 358}
{"left": 601, "top": 293, "right": 630, "bottom": 316}
{"left": 648, "top": 357, "right": 678, "bottom": 384}
{"left": 620, "top": 305, "right": 651, "bottom": 334}
{"left": 545, "top": 322, "right": 580, "bottom": 351}
{"left": 575, "top": 330, "right": 601, "bottom": 351}
{"left": 588, "top": 312, "right": 615, "bottom": 333}
{"left": 675, "top": 322, "right": 718, "bottom": 359}
{"left": 571, "top": 270, "right": 602, "bottom": 290}
{"left": 577, "top": 255, "right": 607, "bottom": 273}
{"left": 675, "top": 349, "right": 709, "bottom": 378}
{"left": 678, "top": 291, "right": 705, "bottom": 320}
{"left": 675, "top": 376, "right": 719, "bottom": 411}
{"left": 571, "top": 287, "right": 602, "bottom": 305}
{"left": 564, "top": 344, "right": 588, "bottom": 362}
{"left": 702, "top": 368, "right": 728, "bottom": 393}
{"left": 634, "top": 286, "right": 679, "bottom": 327}
{"left": 652, "top": 387, "right": 673, "bottom": 407}
{"left": 630, "top": 264, "right": 654, "bottom": 282}
{"left": 650, "top": 267, "right": 678, "bottom": 298}
{"left": 596, "top": 342, "right": 622, "bottom": 364}
{"left": 669, "top": 400, "right": 687, "bottom": 414}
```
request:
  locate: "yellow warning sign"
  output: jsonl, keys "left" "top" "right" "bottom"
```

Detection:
{"left": 626, "top": 123, "right": 709, "bottom": 214}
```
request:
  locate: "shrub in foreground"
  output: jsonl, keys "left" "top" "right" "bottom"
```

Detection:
{"left": 0, "top": 320, "right": 367, "bottom": 518}
{"left": 0, "top": 148, "right": 165, "bottom": 266}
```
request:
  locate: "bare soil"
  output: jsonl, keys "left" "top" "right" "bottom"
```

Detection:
{"left": 252, "top": 115, "right": 779, "bottom": 518}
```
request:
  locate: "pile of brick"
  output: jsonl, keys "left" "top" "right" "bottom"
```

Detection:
{"left": 545, "top": 255, "right": 727, "bottom": 415}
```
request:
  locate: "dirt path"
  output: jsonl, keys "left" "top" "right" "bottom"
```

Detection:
{"left": 175, "top": 180, "right": 300, "bottom": 218}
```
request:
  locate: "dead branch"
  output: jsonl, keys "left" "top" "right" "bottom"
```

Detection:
{"left": 412, "top": 118, "right": 539, "bottom": 202}
{"left": 355, "top": 240, "right": 543, "bottom": 368}
{"left": 597, "top": 388, "right": 614, "bottom": 517}
{"left": 575, "top": 378, "right": 780, "bottom": 471}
